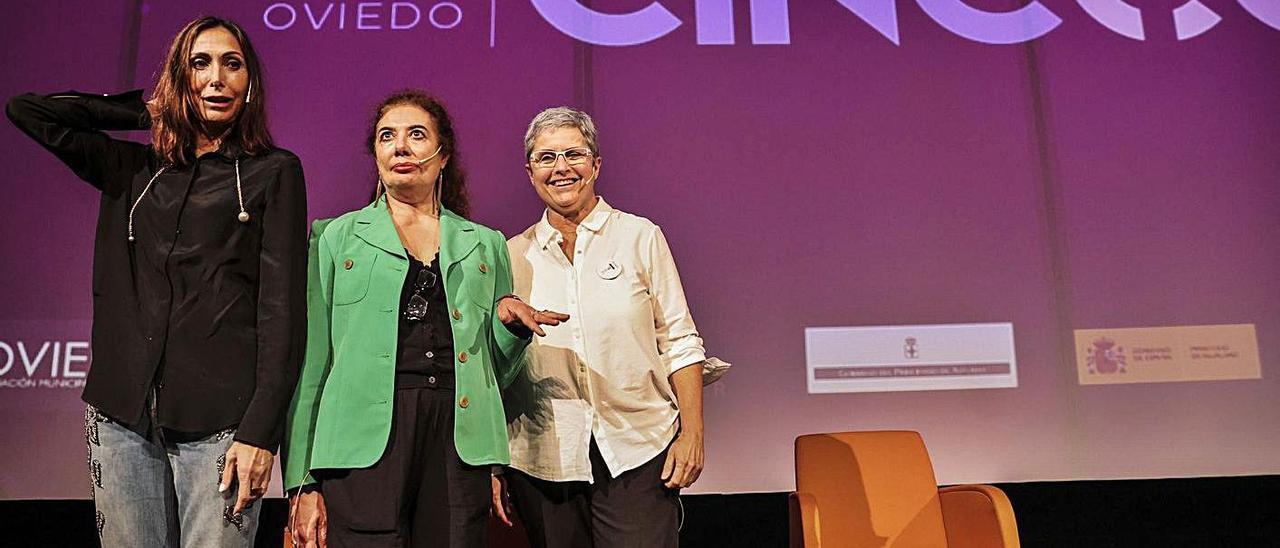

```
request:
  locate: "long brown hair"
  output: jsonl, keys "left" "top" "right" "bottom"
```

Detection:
{"left": 150, "top": 16, "right": 273, "bottom": 166}
{"left": 367, "top": 90, "right": 471, "bottom": 218}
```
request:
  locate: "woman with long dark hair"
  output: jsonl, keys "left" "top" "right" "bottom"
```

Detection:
{"left": 282, "top": 89, "right": 563, "bottom": 548}
{"left": 6, "top": 16, "right": 307, "bottom": 546}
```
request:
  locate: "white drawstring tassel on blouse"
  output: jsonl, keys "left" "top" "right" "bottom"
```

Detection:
{"left": 128, "top": 159, "right": 248, "bottom": 242}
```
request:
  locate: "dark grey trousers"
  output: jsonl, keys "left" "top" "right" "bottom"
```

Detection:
{"left": 508, "top": 439, "right": 680, "bottom": 548}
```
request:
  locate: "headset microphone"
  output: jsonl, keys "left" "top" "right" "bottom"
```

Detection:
{"left": 414, "top": 145, "right": 444, "bottom": 165}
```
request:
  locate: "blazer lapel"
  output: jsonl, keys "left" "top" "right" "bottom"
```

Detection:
{"left": 352, "top": 197, "right": 407, "bottom": 259}
{"left": 439, "top": 208, "right": 479, "bottom": 270}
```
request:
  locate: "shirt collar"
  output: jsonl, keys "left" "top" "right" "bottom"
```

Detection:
{"left": 534, "top": 197, "right": 614, "bottom": 250}
{"left": 192, "top": 139, "right": 244, "bottom": 162}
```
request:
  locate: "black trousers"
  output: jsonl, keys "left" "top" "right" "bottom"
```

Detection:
{"left": 508, "top": 439, "right": 680, "bottom": 548}
{"left": 319, "top": 378, "right": 490, "bottom": 548}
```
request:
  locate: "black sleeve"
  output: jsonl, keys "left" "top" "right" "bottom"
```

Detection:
{"left": 286, "top": 483, "right": 321, "bottom": 499}
{"left": 4, "top": 90, "right": 152, "bottom": 197}
{"left": 234, "top": 152, "right": 310, "bottom": 452}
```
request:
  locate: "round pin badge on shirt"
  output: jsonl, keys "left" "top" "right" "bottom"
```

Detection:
{"left": 597, "top": 260, "right": 622, "bottom": 280}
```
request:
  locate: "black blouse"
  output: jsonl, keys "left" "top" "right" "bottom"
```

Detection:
{"left": 5, "top": 90, "right": 308, "bottom": 450}
{"left": 396, "top": 253, "right": 454, "bottom": 382}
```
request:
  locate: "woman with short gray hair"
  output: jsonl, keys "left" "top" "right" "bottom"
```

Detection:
{"left": 522, "top": 107, "right": 601, "bottom": 158}
{"left": 501, "top": 107, "right": 722, "bottom": 547}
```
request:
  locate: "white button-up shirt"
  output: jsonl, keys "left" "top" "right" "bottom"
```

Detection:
{"left": 505, "top": 198, "right": 707, "bottom": 482}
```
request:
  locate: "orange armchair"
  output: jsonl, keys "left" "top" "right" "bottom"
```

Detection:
{"left": 790, "top": 431, "right": 1019, "bottom": 548}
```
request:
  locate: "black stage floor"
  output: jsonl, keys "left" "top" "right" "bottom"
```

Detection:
{"left": 2, "top": 475, "right": 1276, "bottom": 547}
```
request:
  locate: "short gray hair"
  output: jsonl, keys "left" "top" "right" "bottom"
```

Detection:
{"left": 524, "top": 107, "right": 600, "bottom": 158}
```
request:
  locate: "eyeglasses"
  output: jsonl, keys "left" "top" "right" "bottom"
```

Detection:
{"left": 528, "top": 147, "right": 594, "bottom": 169}
{"left": 404, "top": 268, "right": 439, "bottom": 321}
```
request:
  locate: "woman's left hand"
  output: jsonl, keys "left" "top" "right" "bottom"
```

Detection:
{"left": 497, "top": 297, "right": 569, "bottom": 337}
{"left": 220, "top": 441, "right": 275, "bottom": 514}
{"left": 661, "top": 430, "right": 704, "bottom": 489}
{"left": 490, "top": 473, "right": 514, "bottom": 527}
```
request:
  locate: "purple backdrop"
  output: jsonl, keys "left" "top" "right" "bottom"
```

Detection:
{"left": 1, "top": 0, "right": 1277, "bottom": 499}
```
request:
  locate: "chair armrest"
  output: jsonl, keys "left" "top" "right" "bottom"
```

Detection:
{"left": 939, "top": 484, "right": 1020, "bottom": 548}
{"left": 789, "top": 491, "right": 821, "bottom": 548}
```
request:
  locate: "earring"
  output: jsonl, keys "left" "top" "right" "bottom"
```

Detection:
{"left": 246, "top": 81, "right": 253, "bottom": 104}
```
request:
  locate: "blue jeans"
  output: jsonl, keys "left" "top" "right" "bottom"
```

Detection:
{"left": 85, "top": 405, "right": 261, "bottom": 547}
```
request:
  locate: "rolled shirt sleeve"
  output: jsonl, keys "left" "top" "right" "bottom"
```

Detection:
{"left": 646, "top": 226, "right": 707, "bottom": 375}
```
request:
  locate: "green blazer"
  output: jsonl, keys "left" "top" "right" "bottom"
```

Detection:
{"left": 282, "top": 197, "right": 528, "bottom": 490}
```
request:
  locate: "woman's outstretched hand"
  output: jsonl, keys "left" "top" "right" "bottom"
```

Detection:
{"left": 497, "top": 297, "right": 568, "bottom": 337}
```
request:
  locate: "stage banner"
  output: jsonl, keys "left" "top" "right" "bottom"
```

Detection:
{"left": 806, "top": 323, "right": 1017, "bottom": 393}
{"left": 1076, "top": 324, "right": 1262, "bottom": 385}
